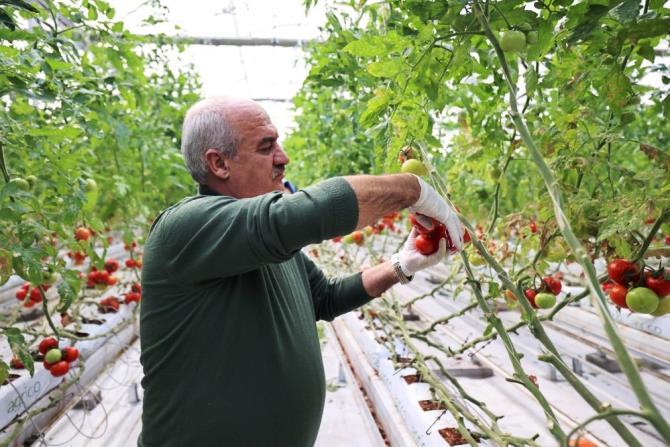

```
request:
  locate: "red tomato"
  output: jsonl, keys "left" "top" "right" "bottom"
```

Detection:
{"left": 645, "top": 270, "right": 670, "bottom": 298}
{"left": 50, "top": 361, "right": 70, "bottom": 377}
{"left": 106, "top": 275, "right": 118, "bottom": 286}
{"left": 10, "top": 357, "right": 24, "bottom": 369}
{"left": 415, "top": 234, "right": 439, "bottom": 255}
{"left": 608, "top": 284, "right": 629, "bottom": 308}
{"left": 608, "top": 259, "right": 640, "bottom": 285}
{"left": 131, "top": 283, "right": 142, "bottom": 294}
{"left": 529, "top": 221, "right": 538, "bottom": 234}
{"left": 409, "top": 214, "right": 434, "bottom": 234}
{"left": 74, "top": 227, "right": 91, "bottom": 242}
{"left": 602, "top": 282, "right": 615, "bottom": 293}
{"left": 541, "top": 276, "right": 562, "bottom": 295}
{"left": 524, "top": 289, "right": 539, "bottom": 309}
{"left": 62, "top": 346, "right": 79, "bottom": 363}
{"left": 104, "top": 259, "right": 119, "bottom": 273}
{"left": 39, "top": 337, "right": 58, "bottom": 355}
{"left": 29, "top": 287, "right": 43, "bottom": 303}
{"left": 665, "top": 236, "right": 670, "bottom": 246}
{"left": 125, "top": 258, "right": 136, "bottom": 268}
{"left": 463, "top": 230, "right": 471, "bottom": 244}
{"left": 15, "top": 288, "right": 27, "bottom": 301}
{"left": 351, "top": 231, "right": 364, "bottom": 245}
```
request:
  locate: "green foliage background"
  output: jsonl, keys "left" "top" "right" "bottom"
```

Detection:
{"left": 285, "top": 0, "right": 670, "bottom": 258}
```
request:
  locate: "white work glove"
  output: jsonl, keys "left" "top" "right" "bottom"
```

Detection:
{"left": 408, "top": 175, "right": 464, "bottom": 252}
{"left": 397, "top": 228, "right": 448, "bottom": 276}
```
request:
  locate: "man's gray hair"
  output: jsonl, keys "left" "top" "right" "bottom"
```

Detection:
{"left": 180, "top": 98, "right": 238, "bottom": 184}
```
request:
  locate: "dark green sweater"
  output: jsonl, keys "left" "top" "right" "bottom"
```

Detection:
{"left": 138, "top": 178, "right": 372, "bottom": 447}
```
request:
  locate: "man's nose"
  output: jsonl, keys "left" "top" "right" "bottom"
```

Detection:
{"left": 275, "top": 145, "right": 290, "bottom": 165}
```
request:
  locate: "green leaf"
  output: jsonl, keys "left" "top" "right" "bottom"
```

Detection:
{"left": 609, "top": 0, "right": 639, "bottom": 23}
{"left": 360, "top": 88, "right": 391, "bottom": 127}
{"left": 637, "top": 45, "right": 655, "bottom": 62}
{"left": 623, "top": 18, "right": 670, "bottom": 40}
{"left": 367, "top": 59, "right": 405, "bottom": 78}
{"left": 4, "top": 327, "right": 34, "bottom": 376}
{"left": 0, "top": 360, "right": 8, "bottom": 384}
{"left": 568, "top": 5, "right": 610, "bottom": 44}
{"left": 343, "top": 36, "right": 386, "bottom": 58}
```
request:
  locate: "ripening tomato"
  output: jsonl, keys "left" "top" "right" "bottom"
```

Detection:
{"left": 607, "top": 259, "right": 640, "bottom": 285}
{"left": 39, "top": 337, "right": 59, "bottom": 355}
{"left": 352, "top": 231, "right": 364, "bottom": 246}
{"left": 10, "top": 357, "right": 24, "bottom": 369}
{"left": 50, "top": 361, "right": 70, "bottom": 377}
{"left": 568, "top": 438, "right": 598, "bottom": 447}
{"left": 541, "top": 276, "right": 562, "bottom": 295}
{"left": 608, "top": 284, "right": 629, "bottom": 308}
{"left": 74, "top": 227, "right": 91, "bottom": 242}
{"left": 415, "top": 234, "right": 439, "bottom": 255}
{"left": 400, "top": 159, "right": 428, "bottom": 176}
{"left": 524, "top": 289, "right": 539, "bottom": 309}
{"left": 644, "top": 270, "right": 670, "bottom": 298}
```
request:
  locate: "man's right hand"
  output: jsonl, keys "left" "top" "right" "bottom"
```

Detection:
{"left": 408, "top": 176, "right": 464, "bottom": 251}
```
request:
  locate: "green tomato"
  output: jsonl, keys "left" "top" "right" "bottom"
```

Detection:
{"left": 626, "top": 287, "right": 659, "bottom": 314}
{"left": 526, "top": 31, "right": 538, "bottom": 45}
{"left": 518, "top": 22, "right": 533, "bottom": 32}
{"left": 535, "top": 292, "right": 556, "bottom": 309}
{"left": 43, "top": 272, "right": 59, "bottom": 285}
{"left": 342, "top": 234, "right": 354, "bottom": 244}
{"left": 45, "top": 348, "right": 62, "bottom": 364}
{"left": 400, "top": 159, "right": 429, "bottom": 176}
{"left": 490, "top": 166, "right": 501, "bottom": 181}
{"left": 84, "top": 178, "right": 98, "bottom": 192}
{"left": 26, "top": 175, "right": 38, "bottom": 188}
{"left": 651, "top": 297, "right": 670, "bottom": 317}
{"left": 500, "top": 30, "right": 527, "bottom": 53}
{"left": 9, "top": 177, "right": 30, "bottom": 191}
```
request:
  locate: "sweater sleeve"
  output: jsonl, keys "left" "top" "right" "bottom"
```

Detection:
{"left": 301, "top": 253, "right": 373, "bottom": 321}
{"left": 149, "top": 178, "right": 358, "bottom": 283}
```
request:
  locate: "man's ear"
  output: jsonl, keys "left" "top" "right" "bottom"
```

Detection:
{"left": 204, "top": 149, "right": 230, "bottom": 181}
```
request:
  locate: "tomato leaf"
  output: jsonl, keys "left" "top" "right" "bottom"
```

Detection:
{"left": 0, "top": 360, "right": 8, "bottom": 384}
{"left": 4, "top": 327, "right": 34, "bottom": 376}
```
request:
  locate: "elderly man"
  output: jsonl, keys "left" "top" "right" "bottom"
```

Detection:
{"left": 138, "top": 97, "right": 463, "bottom": 447}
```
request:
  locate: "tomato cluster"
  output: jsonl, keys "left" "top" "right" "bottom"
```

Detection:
{"left": 67, "top": 250, "right": 87, "bottom": 265}
{"left": 39, "top": 337, "right": 79, "bottom": 378}
{"left": 520, "top": 275, "right": 562, "bottom": 309}
{"left": 409, "top": 213, "right": 469, "bottom": 255}
{"left": 99, "top": 296, "right": 121, "bottom": 313}
{"left": 125, "top": 258, "right": 143, "bottom": 269}
{"left": 124, "top": 283, "right": 142, "bottom": 304}
{"left": 86, "top": 267, "right": 118, "bottom": 289}
{"left": 604, "top": 259, "right": 670, "bottom": 315}
{"left": 15, "top": 282, "right": 49, "bottom": 308}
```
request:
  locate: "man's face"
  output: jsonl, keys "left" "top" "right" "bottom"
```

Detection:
{"left": 225, "top": 103, "right": 290, "bottom": 198}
